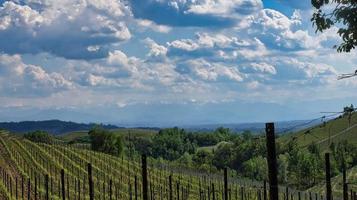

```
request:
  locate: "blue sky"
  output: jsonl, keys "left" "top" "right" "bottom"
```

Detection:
{"left": 0, "top": 0, "right": 357, "bottom": 126}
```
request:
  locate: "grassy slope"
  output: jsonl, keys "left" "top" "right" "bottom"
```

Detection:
{"left": 278, "top": 113, "right": 357, "bottom": 149}
{"left": 277, "top": 113, "right": 357, "bottom": 196}
{"left": 0, "top": 130, "right": 271, "bottom": 200}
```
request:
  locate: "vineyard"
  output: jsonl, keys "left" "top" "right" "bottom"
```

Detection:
{"left": 0, "top": 129, "right": 330, "bottom": 200}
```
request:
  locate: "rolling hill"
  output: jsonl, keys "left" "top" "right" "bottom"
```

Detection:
{"left": 0, "top": 120, "right": 120, "bottom": 135}
{"left": 278, "top": 113, "right": 357, "bottom": 149}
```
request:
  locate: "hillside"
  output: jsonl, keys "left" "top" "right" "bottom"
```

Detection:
{"left": 278, "top": 113, "right": 357, "bottom": 149}
{"left": 0, "top": 130, "right": 311, "bottom": 200}
{"left": 0, "top": 120, "right": 120, "bottom": 135}
{"left": 277, "top": 113, "right": 357, "bottom": 196}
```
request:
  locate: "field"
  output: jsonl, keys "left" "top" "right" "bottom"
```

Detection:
{"left": 278, "top": 113, "right": 357, "bottom": 149}
{"left": 277, "top": 113, "right": 357, "bottom": 197}
{"left": 0, "top": 130, "right": 321, "bottom": 200}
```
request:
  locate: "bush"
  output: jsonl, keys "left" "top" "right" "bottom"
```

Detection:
{"left": 88, "top": 126, "right": 123, "bottom": 156}
{"left": 24, "top": 131, "right": 54, "bottom": 144}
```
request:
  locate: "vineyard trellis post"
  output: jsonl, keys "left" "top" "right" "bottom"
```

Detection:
{"left": 45, "top": 174, "right": 49, "bottom": 200}
{"left": 325, "top": 153, "right": 331, "bottom": 200}
{"left": 169, "top": 175, "right": 173, "bottom": 200}
{"left": 224, "top": 168, "right": 228, "bottom": 200}
{"left": 265, "top": 122, "right": 279, "bottom": 200}
{"left": 343, "top": 162, "right": 348, "bottom": 200}
{"left": 88, "top": 163, "right": 94, "bottom": 200}
{"left": 142, "top": 154, "right": 148, "bottom": 200}
{"left": 61, "top": 169, "right": 65, "bottom": 200}
{"left": 263, "top": 180, "right": 267, "bottom": 200}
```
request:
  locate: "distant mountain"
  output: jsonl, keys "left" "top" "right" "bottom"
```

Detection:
{"left": 0, "top": 120, "right": 121, "bottom": 135}
{"left": 183, "top": 120, "right": 322, "bottom": 134}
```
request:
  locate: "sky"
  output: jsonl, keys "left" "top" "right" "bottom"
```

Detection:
{"left": 0, "top": 0, "right": 357, "bottom": 126}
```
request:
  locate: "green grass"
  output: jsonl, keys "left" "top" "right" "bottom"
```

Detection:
{"left": 198, "top": 141, "right": 230, "bottom": 152}
{"left": 1, "top": 130, "right": 274, "bottom": 200}
{"left": 278, "top": 113, "right": 357, "bottom": 150}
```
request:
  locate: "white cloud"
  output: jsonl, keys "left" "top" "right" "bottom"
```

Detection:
{"left": 185, "top": 0, "right": 263, "bottom": 16}
{"left": 0, "top": 0, "right": 131, "bottom": 59}
{"left": 0, "top": 54, "right": 72, "bottom": 97}
{"left": 187, "top": 59, "right": 243, "bottom": 82}
{"left": 136, "top": 19, "right": 172, "bottom": 33}
{"left": 250, "top": 63, "right": 276, "bottom": 74}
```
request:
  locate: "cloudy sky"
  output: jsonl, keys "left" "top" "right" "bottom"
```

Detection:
{"left": 0, "top": 0, "right": 357, "bottom": 126}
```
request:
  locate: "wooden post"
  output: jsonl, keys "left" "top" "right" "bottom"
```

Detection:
{"left": 134, "top": 176, "right": 138, "bottom": 200}
{"left": 176, "top": 181, "right": 180, "bottom": 200}
{"left": 45, "top": 174, "right": 49, "bottom": 200}
{"left": 35, "top": 175, "right": 37, "bottom": 200}
{"left": 27, "top": 178, "right": 30, "bottom": 200}
{"left": 142, "top": 155, "right": 148, "bottom": 200}
{"left": 343, "top": 163, "right": 348, "bottom": 200}
{"left": 169, "top": 175, "right": 173, "bottom": 200}
{"left": 61, "top": 169, "right": 65, "bottom": 200}
{"left": 224, "top": 168, "right": 228, "bottom": 200}
{"left": 263, "top": 181, "right": 267, "bottom": 200}
{"left": 21, "top": 176, "right": 24, "bottom": 200}
{"left": 212, "top": 183, "right": 215, "bottom": 200}
{"left": 266, "top": 122, "right": 279, "bottom": 200}
{"left": 325, "top": 153, "right": 331, "bottom": 200}
{"left": 88, "top": 163, "right": 94, "bottom": 200}
{"left": 15, "top": 177, "right": 18, "bottom": 200}
{"left": 110, "top": 179, "right": 113, "bottom": 200}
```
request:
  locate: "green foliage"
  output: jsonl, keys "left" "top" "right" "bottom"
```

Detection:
{"left": 311, "top": 0, "right": 357, "bottom": 52}
{"left": 88, "top": 126, "right": 123, "bottom": 156}
{"left": 187, "top": 127, "right": 233, "bottom": 147}
{"left": 242, "top": 156, "right": 267, "bottom": 181}
{"left": 151, "top": 127, "right": 196, "bottom": 160}
{"left": 24, "top": 130, "right": 54, "bottom": 144}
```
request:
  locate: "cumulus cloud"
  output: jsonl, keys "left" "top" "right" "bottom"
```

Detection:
{"left": 136, "top": 19, "right": 172, "bottom": 33}
{"left": 129, "top": 0, "right": 262, "bottom": 27}
{"left": 180, "top": 59, "right": 243, "bottom": 82}
{"left": 0, "top": 54, "right": 72, "bottom": 97}
{"left": 0, "top": 0, "right": 131, "bottom": 59}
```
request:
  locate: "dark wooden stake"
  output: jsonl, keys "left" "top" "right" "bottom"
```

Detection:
{"left": 224, "top": 168, "right": 228, "bottom": 200}
{"left": 61, "top": 169, "right": 65, "bottom": 200}
{"left": 343, "top": 163, "right": 348, "bottom": 200}
{"left": 266, "top": 122, "right": 279, "bottom": 200}
{"left": 88, "top": 163, "right": 94, "bottom": 200}
{"left": 169, "top": 175, "right": 173, "bottom": 200}
{"left": 45, "top": 174, "right": 49, "bottom": 200}
{"left": 142, "top": 154, "right": 148, "bottom": 200}
{"left": 325, "top": 153, "right": 331, "bottom": 200}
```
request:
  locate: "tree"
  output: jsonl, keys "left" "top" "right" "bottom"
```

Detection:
{"left": 24, "top": 131, "right": 54, "bottom": 144}
{"left": 311, "top": 0, "right": 357, "bottom": 52}
{"left": 88, "top": 126, "right": 123, "bottom": 156}
{"left": 242, "top": 156, "right": 267, "bottom": 181}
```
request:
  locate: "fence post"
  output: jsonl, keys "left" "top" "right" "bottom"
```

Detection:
{"left": 325, "top": 153, "right": 331, "bottom": 200}
{"left": 224, "top": 168, "right": 228, "bottom": 200}
{"left": 45, "top": 174, "right": 49, "bottom": 200}
{"left": 169, "top": 175, "right": 173, "bottom": 200}
{"left": 266, "top": 122, "right": 279, "bottom": 200}
{"left": 263, "top": 181, "right": 267, "bottom": 200}
{"left": 134, "top": 176, "right": 138, "bottom": 200}
{"left": 27, "top": 178, "right": 30, "bottom": 200}
{"left": 142, "top": 154, "right": 148, "bottom": 200}
{"left": 110, "top": 179, "right": 113, "bottom": 200}
{"left": 343, "top": 163, "right": 348, "bottom": 200}
{"left": 61, "top": 169, "right": 65, "bottom": 200}
{"left": 15, "top": 177, "right": 18, "bottom": 200}
{"left": 88, "top": 163, "right": 94, "bottom": 200}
